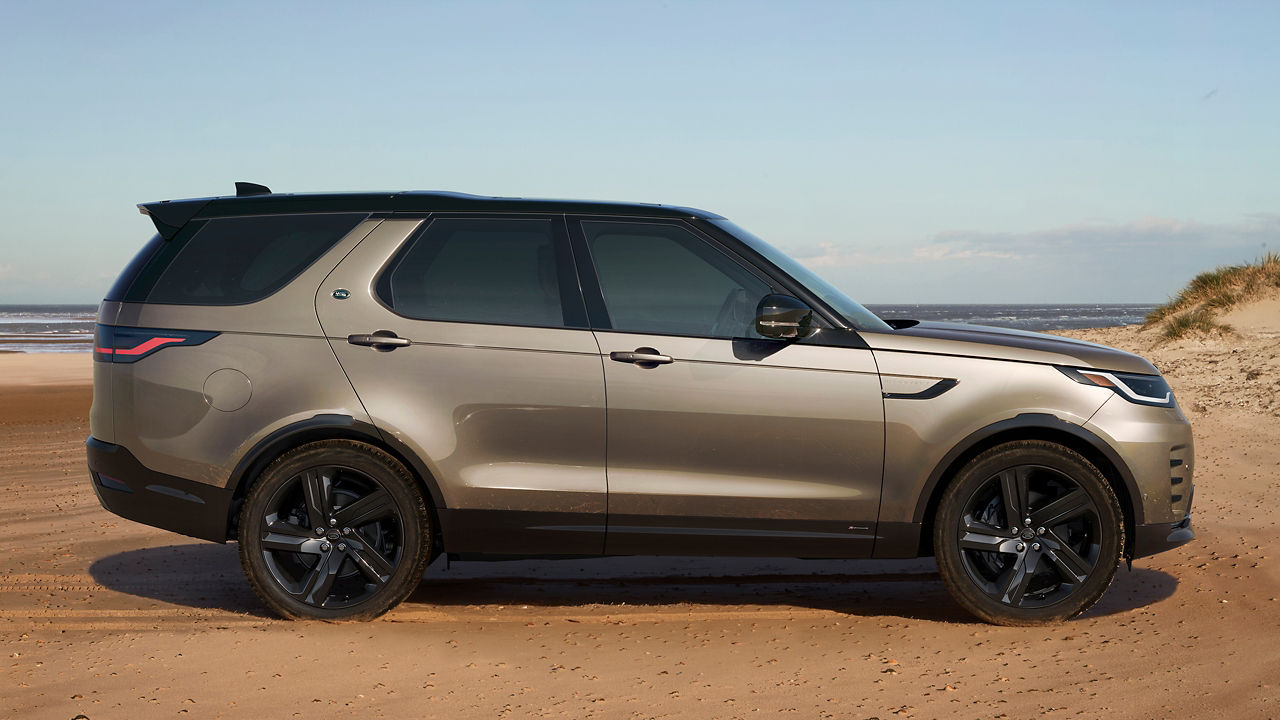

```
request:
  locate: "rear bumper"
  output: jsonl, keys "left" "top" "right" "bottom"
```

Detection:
{"left": 86, "top": 437, "right": 233, "bottom": 543}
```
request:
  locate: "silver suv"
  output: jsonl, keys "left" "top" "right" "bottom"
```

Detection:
{"left": 88, "top": 183, "right": 1194, "bottom": 624}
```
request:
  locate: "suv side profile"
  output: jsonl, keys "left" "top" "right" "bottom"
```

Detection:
{"left": 88, "top": 184, "right": 1194, "bottom": 625}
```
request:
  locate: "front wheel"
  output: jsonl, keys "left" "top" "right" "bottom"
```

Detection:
{"left": 934, "top": 440, "right": 1124, "bottom": 626}
{"left": 238, "top": 440, "right": 432, "bottom": 621}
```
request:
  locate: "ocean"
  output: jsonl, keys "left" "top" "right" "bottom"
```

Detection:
{"left": 863, "top": 303, "right": 1156, "bottom": 333}
{"left": 0, "top": 303, "right": 1156, "bottom": 353}
{"left": 0, "top": 304, "right": 99, "bottom": 353}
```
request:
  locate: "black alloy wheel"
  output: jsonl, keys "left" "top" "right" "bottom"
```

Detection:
{"left": 259, "top": 464, "right": 402, "bottom": 608}
{"left": 239, "top": 440, "right": 432, "bottom": 621}
{"left": 957, "top": 464, "right": 1101, "bottom": 607}
{"left": 935, "top": 441, "right": 1123, "bottom": 625}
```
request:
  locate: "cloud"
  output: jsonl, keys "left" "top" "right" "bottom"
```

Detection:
{"left": 781, "top": 213, "right": 1278, "bottom": 273}
{"left": 910, "top": 245, "right": 1021, "bottom": 262}
{"left": 789, "top": 240, "right": 1022, "bottom": 269}
{"left": 0, "top": 264, "right": 11, "bottom": 280}
{"left": 931, "top": 214, "right": 1280, "bottom": 255}
{"left": 794, "top": 243, "right": 896, "bottom": 268}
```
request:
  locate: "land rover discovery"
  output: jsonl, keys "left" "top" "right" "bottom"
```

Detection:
{"left": 87, "top": 183, "right": 1195, "bottom": 625}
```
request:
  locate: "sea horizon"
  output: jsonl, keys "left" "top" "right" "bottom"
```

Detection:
{"left": 0, "top": 302, "right": 1157, "bottom": 354}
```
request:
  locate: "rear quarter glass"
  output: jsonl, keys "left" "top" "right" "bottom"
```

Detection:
{"left": 120, "top": 213, "right": 367, "bottom": 306}
{"left": 103, "top": 233, "right": 165, "bottom": 302}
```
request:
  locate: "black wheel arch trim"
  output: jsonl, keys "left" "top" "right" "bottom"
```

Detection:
{"left": 891, "top": 413, "right": 1143, "bottom": 560}
{"left": 227, "top": 415, "right": 448, "bottom": 536}
{"left": 913, "top": 413, "right": 1141, "bottom": 525}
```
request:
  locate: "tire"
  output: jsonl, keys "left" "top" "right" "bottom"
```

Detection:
{"left": 933, "top": 440, "right": 1124, "bottom": 626}
{"left": 238, "top": 440, "right": 432, "bottom": 621}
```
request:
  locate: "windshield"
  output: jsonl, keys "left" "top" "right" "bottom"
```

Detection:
{"left": 710, "top": 219, "right": 891, "bottom": 333}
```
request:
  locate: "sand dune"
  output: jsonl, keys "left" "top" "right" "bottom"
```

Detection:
{"left": 2, "top": 314, "right": 1277, "bottom": 718}
{"left": 1223, "top": 294, "right": 1280, "bottom": 336}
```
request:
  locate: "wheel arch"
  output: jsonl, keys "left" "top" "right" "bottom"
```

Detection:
{"left": 225, "top": 414, "right": 446, "bottom": 541}
{"left": 913, "top": 413, "right": 1141, "bottom": 559}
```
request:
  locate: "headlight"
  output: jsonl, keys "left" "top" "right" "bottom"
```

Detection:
{"left": 1057, "top": 366, "right": 1175, "bottom": 408}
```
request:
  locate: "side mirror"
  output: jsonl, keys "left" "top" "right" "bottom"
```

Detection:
{"left": 755, "top": 294, "right": 817, "bottom": 340}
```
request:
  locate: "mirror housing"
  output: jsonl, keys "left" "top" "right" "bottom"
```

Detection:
{"left": 755, "top": 294, "right": 817, "bottom": 340}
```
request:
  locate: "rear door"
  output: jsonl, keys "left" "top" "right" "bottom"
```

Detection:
{"left": 316, "top": 215, "right": 607, "bottom": 555}
{"left": 570, "top": 217, "right": 885, "bottom": 558}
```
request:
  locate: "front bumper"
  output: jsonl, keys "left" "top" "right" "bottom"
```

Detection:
{"left": 1084, "top": 393, "right": 1196, "bottom": 560}
{"left": 1132, "top": 515, "right": 1194, "bottom": 558}
{"left": 1136, "top": 491, "right": 1192, "bottom": 561}
{"left": 1131, "top": 486, "right": 1194, "bottom": 559}
{"left": 86, "top": 437, "right": 233, "bottom": 543}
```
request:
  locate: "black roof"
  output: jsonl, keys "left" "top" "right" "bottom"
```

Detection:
{"left": 139, "top": 188, "right": 722, "bottom": 239}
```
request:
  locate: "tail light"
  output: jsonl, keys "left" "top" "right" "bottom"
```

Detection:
{"left": 94, "top": 325, "right": 218, "bottom": 363}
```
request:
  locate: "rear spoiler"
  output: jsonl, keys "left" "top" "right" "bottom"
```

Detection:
{"left": 137, "top": 181, "right": 272, "bottom": 239}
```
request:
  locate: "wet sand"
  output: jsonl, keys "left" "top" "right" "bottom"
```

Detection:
{"left": 2, "top": 317, "right": 1278, "bottom": 718}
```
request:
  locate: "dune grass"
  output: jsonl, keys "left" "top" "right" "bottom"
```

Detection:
{"left": 1144, "top": 252, "right": 1280, "bottom": 340}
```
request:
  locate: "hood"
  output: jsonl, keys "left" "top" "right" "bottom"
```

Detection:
{"left": 859, "top": 320, "right": 1159, "bottom": 375}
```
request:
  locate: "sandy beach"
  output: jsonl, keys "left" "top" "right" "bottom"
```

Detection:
{"left": 3, "top": 312, "right": 1278, "bottom": 719}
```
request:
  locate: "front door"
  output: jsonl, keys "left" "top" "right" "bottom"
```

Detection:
{"left": 571, "top": 218, "right": 885, "bottom": 558}
{"left": 317, "top": 215, "right": 607, "bottom": 555}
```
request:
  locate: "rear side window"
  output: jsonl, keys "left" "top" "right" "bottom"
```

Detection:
{"left": 377, "top": 217, "right": 577, "bottom": 328}
{"left": 136, "top": 213, "right": 366, "bottom": 305}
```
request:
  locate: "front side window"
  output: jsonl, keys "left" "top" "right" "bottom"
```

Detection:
{"left": 709, "top": 218, "right": 892, "bottom": 333}
{"left": 582, "top": 221, "right": 773, "bottom": 338}
{"left": 378, "top": 217, "right": 570, "bottom": 328}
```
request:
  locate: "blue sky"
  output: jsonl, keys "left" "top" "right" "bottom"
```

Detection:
{"left": 1, "top": 1, "right": 1276, "bottom": 304}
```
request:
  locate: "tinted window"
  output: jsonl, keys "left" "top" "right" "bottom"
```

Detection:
{"left": 380, "top": 218, "right": 568, "bottom": 327}
{"left": 104, "top": 233, "right": 164, "bottom": 301}
{"left": 709, "top": 219, "right": 892, "bottom": 333}
{"left": 144, "top": 214, "right": 365, "bottom": 305}
{"left": 583, "top": 221, "right": 772, "bottom": 338}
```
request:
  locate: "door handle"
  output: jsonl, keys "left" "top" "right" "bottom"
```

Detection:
{"left": 609, "top": 347, "right": 673, "bottom": 368}
{"left": 347, "top": 331, "right": 412, "bottom": 351}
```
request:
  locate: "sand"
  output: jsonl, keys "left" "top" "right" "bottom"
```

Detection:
{"left": 0, "top": 352, "right": 91, "bottom": 388}
{"left": 1223, "top": 294, "right": 1280, "bottom": 336}
{"left": 2, "top": 317, "right": 1278, "bottom": 719}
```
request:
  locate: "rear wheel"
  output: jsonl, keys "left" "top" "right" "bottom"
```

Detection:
{"left": 934, "top": 440, "right": 1123, "bottom": 626}
{"left": 238, "top": 440, "right": 431, "bottom": 621}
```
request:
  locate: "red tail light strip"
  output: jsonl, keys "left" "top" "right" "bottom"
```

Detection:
{"left": 95, "top": 337, "right": 187, "bottom": 356}
{"left": 93, "top": 325, "right": 220, "bottom": 363}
